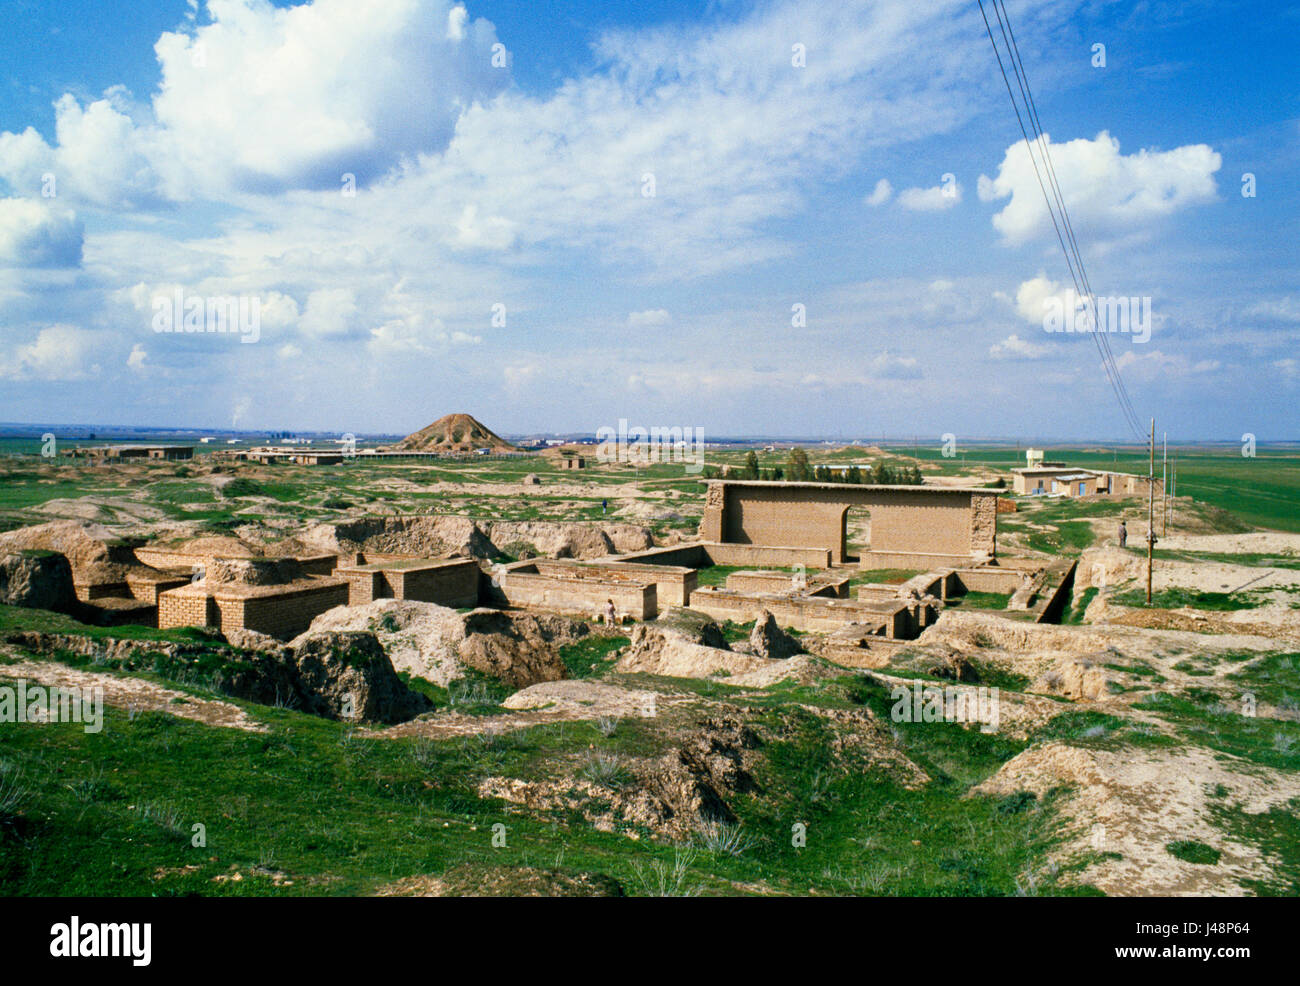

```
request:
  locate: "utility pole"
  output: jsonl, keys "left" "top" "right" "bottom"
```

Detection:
{"left": 1147, "top": 418, "right": 1155, "bottom": 605}
{"left": 1162, "top": 432, "right": 1168, "bottom": 537}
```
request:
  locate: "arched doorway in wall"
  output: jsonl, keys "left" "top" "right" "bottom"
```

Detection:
{"left": 842, "top": 505, "right": 872, "bottom": 564}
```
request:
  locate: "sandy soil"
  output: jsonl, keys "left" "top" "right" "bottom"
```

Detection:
{"left": 975, "top": 742, "right": 1300, "bottom": 895}
{"left": 0, "top": 652, "right": 266, "bottom": 732}
{"left": 372, "top": 679, "right": 688, "bottom": 740}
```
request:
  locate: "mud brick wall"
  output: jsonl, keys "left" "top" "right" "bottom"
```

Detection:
{"left": 612, "top": 542, "right": 831, "bottom": 570}
{"left": 702, "top": 543, "right": 833, "bottom": 568}
{"left": 340, "top": 569, "right": 384, "bottom": 606}
{"left": 498, "top": 567, "right": 657, "bottom": 620}
{"left": 126, "top": 575, "right": 191, "bottom": 604}
{"left": 952, "top": 568, "right": 1025, "bottom": 595}
{"left": 968, "top": 492, "right": 998, "bottom": 557}
{"left": 76, "top": 581, "right": 130, "bottom": 601}
{"left": 610, "top": 544, "right": 710, "bottom": 567}
{"left": 701, "top": 481, "right": 1000, "bottom": 564}
{"left": 219, "top": 582, "right": 349, "bottom": 640}
{"left": 724, "top": 570, "right": 805, "bottom": 594}
{"left": 807, "top": 576, "right": 852, "bottom": 599}
{"left": 688, "top": 587, "right": 916, "bottom": 636}
{"left": 158, "top": 586, "right": 218, "bottom": 629}
{"left": 390, "top": 561, "right": 479, "bottom": 607}
{"left": 536, "top": 559, "right": 697, "bottom": 608}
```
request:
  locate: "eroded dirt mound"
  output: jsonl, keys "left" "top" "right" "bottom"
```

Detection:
{"left": 394, "top": 412, "right": 515, "bottom": 453}
{"left": 173, "top": 534, "right": 259, "bottom": 559}
{"left": 295, "top": 515, "right": 652, "bottom": 561}
{"left": 0, "top": 520, "right": 137, "bottom": 584}
{"left": 654, "top": 607, "right": 730, "bottom": 649}
{"left": 749, "top": 610, "right": 803, "bottom": 659}
{"left": 290, "top": 630, "right": 431, "bottom": 723}
{"left": 503, "top": 679, "right": 660, "bottom": 718}
{"left": 305, "top": 515, "right": 493, "bottom": 559}
{"left": 0, "top": 653, "right": 267, "bottom": 732}
{"left": 0, "top": 551, "right": 77, "bottom": 612}
{"left": 300, "top": 600, "right": 574, "bottom": 688}
{"left": 1074, "top": 545, "right": 1146, "bottom": 592}
{"left": 973, "top": 741, "right": 1300, "bottom": 895}
{"left": 481, "top": 712, "right": 762, "bottom": 840}
{"left": 207, "top": 556, "right": 303, "bottom": 586}
{"left": 458, "top": 608, "right": 578, "bottom": 687}
{"left": 617, "top": 624, "right": 772, "bottom": 678}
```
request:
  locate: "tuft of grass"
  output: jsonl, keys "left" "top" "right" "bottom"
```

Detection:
{"left": 579, "top": 750, "right": 631, "bottom": 789}
{"left": 694, "top": 820, "right": 757, "bottom": 857}
{"left": 631, "top": 847, "right": 701, "bottom": 897}
{"left": 1166, "top": 840, "right": 1221, "bottom": 865}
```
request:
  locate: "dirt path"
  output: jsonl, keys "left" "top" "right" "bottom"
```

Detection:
{"left": 372, "top": 679, "right": 682, "bottom": 739}
{"left": 0, "top": 651, "right": 267, "bottom": 732}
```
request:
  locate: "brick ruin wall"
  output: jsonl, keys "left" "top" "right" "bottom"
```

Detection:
{"left": 688, "top": 588, "right": 927, "bottom": 637}
{"left": 216, "top": 582, "right": 350, "bottom": 639}
{"left": 159, "top": 580, "right": 349, "bottom": 640}
{"left": 390, "top": 562, "right": 479, "bottom": 608}
{"left": 337, "top": 560, "right": 479, "bottom": 608}
{"left": 157, "top": 587, "right": 218, "bottom": 630}
{"left": 341, "top": 569, "right": 384, "bottom": 606}
{"left": 700, "top": 482, "right": 1000, "bottom": 566}
{"left": 497, "top": 564, "right": 657, "bottom": 620}
{"left": 533, "top": 559, "right": 697, "bottom": 607}
{"left": 612, "top": 542, "right": 831, "bottom": 570}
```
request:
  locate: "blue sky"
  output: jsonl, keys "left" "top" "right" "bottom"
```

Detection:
{"left": 0, "top": 0, "right": 1296, "bottom": 441}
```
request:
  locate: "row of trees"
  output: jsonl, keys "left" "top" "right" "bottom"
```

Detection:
{"left": 701, "top": 449, "right": 924, "bottom": 485}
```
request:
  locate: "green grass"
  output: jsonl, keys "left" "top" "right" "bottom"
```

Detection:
{"left": 1226, "top": 652, "right": 1300, "bottom": 710}
{"left": 559, "top": 636, "right": 629, "bottom": 679}
{"left": 1209, "top": 799, "right": 1300, "bottom": 895}
{"left": 855, "top": 569, "right": 922, "bottom": 585}
{"left": 1132, "top": 687, "right": 1300, "bottom": 770}
{"left": 1166, "top": 840, "right": 1221, "bottom": 865}
{"left": 0, "top": 604, "right": 221, "bottom": 644}
{"left": 1022, "top": 520, "right": 1096, "bottom": 555}
{"left": 1110, "top": 587, "right": 1264, "bottom": 611}
{"left": 1063, "top": 586, "right": 1098, "bottom": 624}
{"left": 947, "top": 591, "right": 1012, "bottom": 611}
{"left": 0, "top": 651, "right": 1097, "bottom": 896}
{"left": 910, "top": 443, "right": 1299, "bottom": 532}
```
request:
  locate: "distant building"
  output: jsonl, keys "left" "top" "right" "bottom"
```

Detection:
{"left": 1010, "top": 451, "right": 1161, "bottom": 498}
{"left": 68, "top": 444, "right": 193, "bottom": 462}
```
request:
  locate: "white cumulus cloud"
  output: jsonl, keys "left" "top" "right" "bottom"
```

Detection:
{"left": 897, "top": 179, "right": 961, "bottom": 211}
{"left": 0, "top": 198, "right": 83, "bottom": 267}
{"left": 979, "top": 131, "right": 1220, "bottom": 245}
{"left": 864, "top": 178, "right": 892, "bottom": 206}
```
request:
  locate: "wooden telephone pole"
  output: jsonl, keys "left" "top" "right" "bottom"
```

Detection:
{"left": 1147, "top": 418, "right": 1155, "bottom": 605}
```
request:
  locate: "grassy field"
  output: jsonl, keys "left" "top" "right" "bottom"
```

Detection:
{"left": 0, "top": 627, "right": 1103, "bottom": 896}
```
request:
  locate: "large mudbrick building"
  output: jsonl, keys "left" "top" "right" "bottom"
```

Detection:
{"left": 699, "top": 479, "right": 1000, "bottom": 569}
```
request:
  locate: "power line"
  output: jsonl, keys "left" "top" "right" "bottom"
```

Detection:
{"left": 977, "top": 0, "right": 1144, "bottom": 439}
{"left": 995, "top": 0, "right": 1143, "bottom": 436}
{"left": 994, "top": 1, "right": 1144, "bottom": 435}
